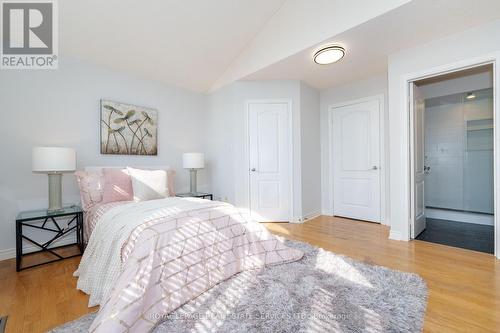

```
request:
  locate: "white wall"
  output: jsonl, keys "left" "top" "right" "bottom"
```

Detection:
{"left": 387, "top": 19, "right": 500, "bottom": 241}
{"left": 206, "top": 80, "right": 303, "bottom": 219}
{"left": 0, "top": 57, "right": 207, "bottom": 259}
{"left": 320, "top": 74, "right": 389, "bottom": 223}
{"left": 205, "top": 84, "right": 237, "bottom": 204}
{"left": 300, "top": 82, "right": 322, "bottom": 219}
{"left": 206, "top": 80, "right": 322, "bottom": 222}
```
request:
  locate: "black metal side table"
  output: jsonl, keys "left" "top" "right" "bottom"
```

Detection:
{"left": 15, "top": 205, "right": 84, "bottom": 271}
{"left": 176, "top": 192, "right": 213, "bottom": 200}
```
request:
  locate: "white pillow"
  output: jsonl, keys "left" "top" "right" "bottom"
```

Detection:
{"left": 127, "top": 167, "right": 169, "bottom": 201}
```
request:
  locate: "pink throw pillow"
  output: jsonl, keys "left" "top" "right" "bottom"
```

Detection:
{"left": 75, "top": 171, "right": 104, "bottom": 211}
{"left": 101, "top": 168, "right": 133, "bottom": 203}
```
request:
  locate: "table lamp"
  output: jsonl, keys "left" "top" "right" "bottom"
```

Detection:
{"left": 32, "top": 147, "right": 76, "bottom": 212}
{"left": 182, "top": 153, "right": 204, "bottom": 194}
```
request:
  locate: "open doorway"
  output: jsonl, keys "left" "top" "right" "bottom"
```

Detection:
{"left": 410, "top": 64, "right": 494, "bottom": 254}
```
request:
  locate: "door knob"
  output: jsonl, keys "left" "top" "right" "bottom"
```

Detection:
{"left": 372, "top": 166, "right": 378, "bottom": 170}
{"left": 250, "top": 168, "right": 256, "bottom": 172}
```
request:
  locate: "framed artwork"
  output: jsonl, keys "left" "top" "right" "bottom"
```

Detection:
{"left": 100, "top": 100, "right": 158, "bottom": 155}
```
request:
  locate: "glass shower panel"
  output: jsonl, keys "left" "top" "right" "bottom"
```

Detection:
{"left": 424, "top": 101, "right": 464, "bottom": 211}
{"left": 424, "top": 88, "right": 493, "bottom": 214}
{"left": 464, "top": 119, "right": 494, "bottom": 214}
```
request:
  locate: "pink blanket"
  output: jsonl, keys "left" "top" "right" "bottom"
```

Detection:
{"left": 83, "top": 201, "right": 130, "bottom": 242}
{"left": 81, "top": 198, "right": 303, "bottom": 332}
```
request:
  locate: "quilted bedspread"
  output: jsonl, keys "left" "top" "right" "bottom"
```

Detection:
{"left": 75, "top": 197, "right": 303, "bottom": 333}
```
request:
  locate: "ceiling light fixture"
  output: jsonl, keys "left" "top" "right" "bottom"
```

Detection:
{"left": 313, "top": 45, "right": 345, "bottom": 65}
{"left": 466, "top": 92, "right": 476, "bottom": 100}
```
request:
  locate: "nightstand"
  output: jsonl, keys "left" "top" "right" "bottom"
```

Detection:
{"left": 176, "top": 192, "right": 213, "bottom": 200}
{"left": 15, "top": 205, "right": 84, "bottom": 271}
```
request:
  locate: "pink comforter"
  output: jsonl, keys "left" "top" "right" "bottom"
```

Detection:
{"left": 83, "top": 201, "right": 130, "bottom": 242}
{"left": 84, "top": 199, "right": 303, "bottom": 332}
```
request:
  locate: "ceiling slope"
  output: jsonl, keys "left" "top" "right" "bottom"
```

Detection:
{"left": 60, "top": 0, "right": 286, "bottom": 92}
{"left": 209, "top": 0, "right": 411, "bottom": 91}
{"left": 242, "top": 0, "right": 500, "bottom": 90}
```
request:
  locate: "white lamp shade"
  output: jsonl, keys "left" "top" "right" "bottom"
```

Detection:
{"left": 183, "top": 153, "right": 204, "bottom": 169}
{"left": 32, "top": 147, "right": 76, "bottom": 172}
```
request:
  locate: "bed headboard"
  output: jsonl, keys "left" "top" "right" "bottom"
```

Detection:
{"left": 84, "top": 165, "right": 173, "bottom": 173}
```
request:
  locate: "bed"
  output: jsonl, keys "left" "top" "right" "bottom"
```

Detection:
{"left": 74, "top": 166, "right": 303, "bottom": 333}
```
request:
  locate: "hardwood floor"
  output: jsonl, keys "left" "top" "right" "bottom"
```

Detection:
{"left": 0, "top": 247, "right": 96, "bottom": 333}
{"left": 265, "top": 216, "right": 500, "bottom": 333}
{"left": 1, "top": 216, "right": 499, "bottom": 332}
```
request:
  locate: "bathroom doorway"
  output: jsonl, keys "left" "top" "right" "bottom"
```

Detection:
{"left": 411, "top": 64, "right": 494, "bottom": 254}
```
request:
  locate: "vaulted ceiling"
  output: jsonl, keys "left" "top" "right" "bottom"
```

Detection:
{"left": 243, "top": 0, "right": 500, "bottom": 90}
{"left": 59, "top": 0, "right": 409, "bottom": 92}
{"left": 60, "top": 0, "right": 287, "bottom": 92}
{"left": 59, "top": 0, "right": 500, "bottom": 93}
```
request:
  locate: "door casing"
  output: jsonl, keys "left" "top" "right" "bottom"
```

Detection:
{"left": 404, "top": 55, "right": 499, "bottom": 259}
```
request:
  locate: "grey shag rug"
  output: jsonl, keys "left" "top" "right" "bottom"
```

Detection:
{"left": 49, "top": 239, "right": 427, "bottom": 333}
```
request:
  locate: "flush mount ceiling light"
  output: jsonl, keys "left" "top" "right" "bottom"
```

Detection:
{"left": 313, "top": 45, "right": 345, "bottom": 65}
{"left": 466, "top": 92, "right": 476, "bottom": 100}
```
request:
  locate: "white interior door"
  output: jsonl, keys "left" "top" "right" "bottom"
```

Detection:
{"left": 248, "top": 102, "right": 290, "bottom": 222}
{"left": 411, "top": 83, "right": 426, "bottom": 237}
{"left": 332, "top": 100, "right": 381, "bottom": 222}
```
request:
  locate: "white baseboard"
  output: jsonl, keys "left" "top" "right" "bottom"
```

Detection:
{"left": 388, "top": 229, "right": 402, "bottom": 241}
{"left": 302, "top": 210, "right": 321, "bottom": 222}
{"left": 0, "top": 248, "right": 16, "bottom": 261}
{"left": 0, "top": 235, "right": 77, "bottom": 261}
{"left": 426, "top": 208, "right": 494, "bottom": 226}
{"left": 290, "top": 210, "right": 322, "bottom": 223}
{"left": 321, "top": 209, "right": 333, "bottom": 216}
